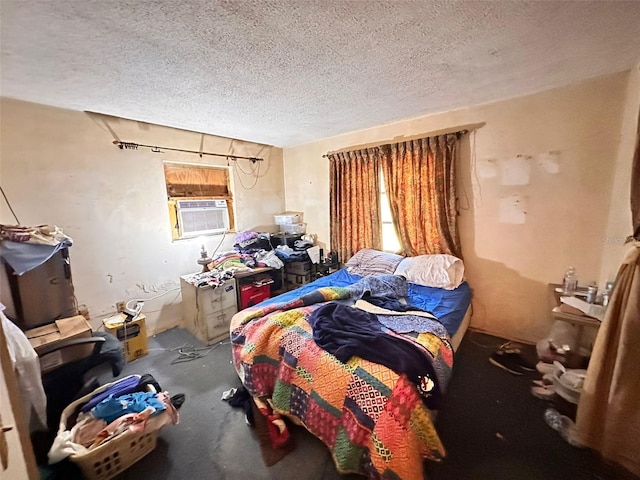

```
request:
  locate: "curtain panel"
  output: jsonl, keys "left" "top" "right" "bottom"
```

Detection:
{"left": 380, "top": 134, "right": 461, "bottom": 257}
{"left": 631, "top": 109, "right": 640, "bottom": 240}
{"left": 574, "top": 106, "right": 640, "bottom": 477}
{"left": 329, "top": 149, "right": 382, "bottom": 263}
{"left": 575, "top": 242, "right": 640, "bottom": 476}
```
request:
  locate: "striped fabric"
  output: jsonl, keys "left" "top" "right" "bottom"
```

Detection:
{"left": 345, "top": 248, "right": 404, "bottom": 277}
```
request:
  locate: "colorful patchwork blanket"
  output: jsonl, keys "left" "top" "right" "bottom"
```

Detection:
{"left": 230, "top": 276, "right": 454, "bottom": 479}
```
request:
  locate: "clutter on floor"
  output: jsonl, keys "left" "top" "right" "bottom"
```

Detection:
{"left": 488, "top": 341, "right": 536, "bottom": 375}
{"left": 222, "top": 385, "right": 294, "bottom": 467}
{"left": 544, "top": 408, "right": 582, "bottom": 447}
{"left": 488, "top": 337, "right": 588, "bottom": 448}
{"left": 48, "top": 373, "right": 183, "bottom": 480}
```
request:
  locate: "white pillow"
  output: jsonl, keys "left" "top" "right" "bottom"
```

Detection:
{"left": 394, "top": 254, "right": 465, "bottom": 290}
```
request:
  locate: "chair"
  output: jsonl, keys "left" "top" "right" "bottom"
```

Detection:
{"left": 39, "top": 332, "right": 124, "bottom": 431}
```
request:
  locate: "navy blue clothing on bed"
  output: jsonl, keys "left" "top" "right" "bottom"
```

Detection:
{"left": 308, "top": 302, "right": 443, "bottom": 409}
{"left": 362, "top": 294, "right": 432, "bottom": 314}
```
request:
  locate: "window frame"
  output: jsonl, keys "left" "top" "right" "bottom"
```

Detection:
{"left": 163, "top": 162, "right": 235, "bottom": 241}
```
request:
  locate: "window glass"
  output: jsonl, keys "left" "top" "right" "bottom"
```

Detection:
{"left": 380, "top": 173, "right": 400, "bottom": 253}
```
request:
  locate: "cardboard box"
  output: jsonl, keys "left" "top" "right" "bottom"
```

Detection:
{"left": 25, "top": 315, "right": 93, "bottom": 373}
{"left": 103, "top": 313, "right": 148, "bottom": 363}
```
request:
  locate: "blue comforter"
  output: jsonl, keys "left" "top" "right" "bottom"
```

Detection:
{"left": 259, "top": 268, "right": 471, "bottom": 336}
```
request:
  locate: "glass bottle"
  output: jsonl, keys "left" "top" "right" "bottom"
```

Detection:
{"left": 562, "top": 267, "right": 578, "bottom": 295}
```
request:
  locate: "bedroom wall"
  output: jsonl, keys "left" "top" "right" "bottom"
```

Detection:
{"left": 0, "top": 98, "right": 285, "bottom": 334}
{"left": 282, "top": 72, "right": 629, "bottom": 343}
{"left": 598, "top": 63, "right": 640, "bottom": 286}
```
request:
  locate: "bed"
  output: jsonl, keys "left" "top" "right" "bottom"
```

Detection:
{"left": 230, "top": 254, "right": 472, "bottom": 479}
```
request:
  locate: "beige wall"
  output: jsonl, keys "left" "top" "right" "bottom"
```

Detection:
{"left": 283, "top": 72, "right": 630, "bottom": 342}
{"left": 598, "top": 64, "right": 640, "bottom": 286}
{"left": 0, "top": 98, "right": 285, "bottom": 334}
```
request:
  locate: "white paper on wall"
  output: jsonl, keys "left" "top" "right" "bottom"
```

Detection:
{"left": 538, "top": 151, "right": 561, "bottom": 174}
{"left": 477, "top": 158, "right": 498, "bottom": 178}
{"left": 498, "top": 193, "right": 527, "bottom": 224}
{"left": 500, "top": 155, "right": 531, "bottom": 185}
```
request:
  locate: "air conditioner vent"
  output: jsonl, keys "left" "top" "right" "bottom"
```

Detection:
{"left": 176, "top": 199, "right": 229, "bottom": 237}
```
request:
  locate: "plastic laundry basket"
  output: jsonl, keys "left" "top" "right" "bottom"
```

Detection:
{"left": 69, "top": 428, "right": 159, "bottom": 480}
{"left": 58, "top": 375, "right": 168, "bottom": 480}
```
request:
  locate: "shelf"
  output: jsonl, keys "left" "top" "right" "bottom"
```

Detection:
{"left": 551, "top": 307, "right": 601, "bottom": 327}
{"left": 234, "top": 266, "right": 276, "bottom": 279}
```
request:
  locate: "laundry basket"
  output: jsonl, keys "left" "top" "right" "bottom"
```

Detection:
{"left": 58, "top": 375, "right": 169, "bottom": 480}
{"left": 68, "top": 427, "right": 160, "bottom": 480}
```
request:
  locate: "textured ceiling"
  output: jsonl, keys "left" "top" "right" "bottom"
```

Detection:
{"left": 2, "top": 1, "right": 640, "bottom": 147}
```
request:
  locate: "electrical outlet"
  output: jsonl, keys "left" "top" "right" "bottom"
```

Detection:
{"left": 116, "top": 301, "right": 126, "bottom": 313}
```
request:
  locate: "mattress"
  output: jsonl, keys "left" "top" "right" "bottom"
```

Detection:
{"left": 258, "top": 268, "right": 472, "bottom": 347}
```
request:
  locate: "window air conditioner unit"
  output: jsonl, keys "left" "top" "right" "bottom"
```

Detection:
{"left": 175, "top": 199, "right": 230, "bottom": 237}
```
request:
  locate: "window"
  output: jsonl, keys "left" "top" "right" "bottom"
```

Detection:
{"left": 163, "top": 162, "right": 235, "bottom": 240}
{"left": 380, "top": 174, "right": 401, "bottom": 253}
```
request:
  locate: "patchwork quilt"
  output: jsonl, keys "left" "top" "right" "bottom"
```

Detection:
{"left": 230, "top": 277, "right": 454, "bottom": 479}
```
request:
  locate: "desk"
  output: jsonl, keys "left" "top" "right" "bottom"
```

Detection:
{"left": 233, "top": 266, "right": 274, "bottom": 280}
{"left": 550, "top": 307, "right": 600, "bottom": 350}
{"left": 234, "top": 267, "right": 285, "bottom": 307}
{"left": 313, "top": 261, "right": 341, "bottom": 277}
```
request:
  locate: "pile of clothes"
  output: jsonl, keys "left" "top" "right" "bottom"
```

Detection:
{"left": 185, "top": 230, "right": 318, "bottom": 290}
{"left": 0, "top": 224, "right": 74, "bottom": 276}
{"left": 234, "top": 231, "right": 273, "bottom": 254}
{"left": 48, "top": 374, "right": 182, "bottom": 464}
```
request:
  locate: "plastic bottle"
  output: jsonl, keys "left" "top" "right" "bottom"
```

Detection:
{"left": 562, "top": 267, "right": 578, "bottom": 295}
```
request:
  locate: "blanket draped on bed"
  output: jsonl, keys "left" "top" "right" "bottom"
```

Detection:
{"left": 231, "top": 276, "right": 454, "bottom": 479}
{"left": 309, "top": 302, "right": 446, "bottom": 409}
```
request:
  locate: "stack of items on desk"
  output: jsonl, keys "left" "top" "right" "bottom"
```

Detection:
{"left": 48, "top": 374, "right": 183, "bottom": 476}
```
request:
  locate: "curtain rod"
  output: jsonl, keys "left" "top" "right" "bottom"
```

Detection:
{"left": 112, "top": 140, "right": 264, "bottom": 163}
{"left": 321, "top": 129, "right": 469, "bottom": 158}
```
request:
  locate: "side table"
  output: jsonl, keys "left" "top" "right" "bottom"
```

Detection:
{"left": 313, "top": 261, "right": 341, "bottom": 277}
{"left": 548, "top": 283, "right": 601, "bottom": 365}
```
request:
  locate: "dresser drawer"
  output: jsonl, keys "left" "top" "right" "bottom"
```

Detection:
{"left": 198, "top": 282, "right": 237, "bottom": 315}
{"left": 204, "top": 305, "right": 238, "bottom": 342}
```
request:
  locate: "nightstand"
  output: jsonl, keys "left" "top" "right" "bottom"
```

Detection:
{"left": 313, "top": 261, "right": 341, "bottom": 278}
{"left": 548, "top": 283, "right": 601, "bottom": 367}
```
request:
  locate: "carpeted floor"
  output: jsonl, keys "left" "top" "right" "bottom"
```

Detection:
{"left": 423, "top": 331, "right": 634, "bottom": 480}
{"left": 39, "top": 328, "right": 634, "bottom": 480}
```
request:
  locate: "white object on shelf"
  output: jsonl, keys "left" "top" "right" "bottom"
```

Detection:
{"left": 307, "top": 246, "right": 321, "bottom": 264}
{"left": 274, "top": 211, "right": 303, "bottom": 225}
{"left": 560, "top": 296, "right": 606, "bottom": 321}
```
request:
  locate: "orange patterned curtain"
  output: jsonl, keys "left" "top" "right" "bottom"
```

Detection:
{"left": 380, "top": 134, "right": 461, "bottom": 257}
{"left": 329, "top": 148, "right": 382, "bottom": 262}
{"left": 632, "top": 108, "right": 640, "bottom": 241}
